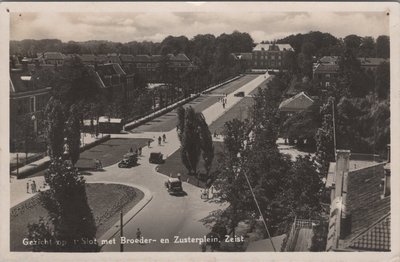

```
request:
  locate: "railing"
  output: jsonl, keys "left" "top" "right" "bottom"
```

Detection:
{"left": 283, "top": 217, "right": 322, "bottom": 251}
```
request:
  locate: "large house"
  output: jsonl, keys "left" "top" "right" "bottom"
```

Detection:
{"left": 96, "top": 63, "right": 136, "bottom": 101}
{"left": 10, "top": 68, "right": 52, "bottom": 151}
{"left": 36, "top": 52, "right": 66, "bottom": 66}
{"left": 325, "top": 149, "right": 390, "bottom": 251}
{"left": 252, "top": 43, "right": 293, "bottom": 69}
{"left": 358, "top": 57, "right": 389, "bottom": 72}
{"left": 313, "top": 56, "right": 339, "bottom": 89}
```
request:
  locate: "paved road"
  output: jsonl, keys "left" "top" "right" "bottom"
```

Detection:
{"left": 10, "top": 74, "right": 271, "bottom": 252}
{"left": 130, "top": 74, "right": 259, "bottom": 133}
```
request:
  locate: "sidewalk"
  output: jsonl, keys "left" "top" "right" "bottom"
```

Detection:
{"left": 123, "top": 75, "right": 243, "bottom": 131}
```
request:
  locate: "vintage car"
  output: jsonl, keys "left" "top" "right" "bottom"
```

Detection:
{"left": 234, "top": 91, "right": 245, "bottom": 97}
{"left": 149, "top": 152, "right": 164, "bottom": 164}
{"left": 164, "top": 178, "right": 183, "bottom": 195}
{"left": 118, "top": 153, "right": 138, "bottom": 168}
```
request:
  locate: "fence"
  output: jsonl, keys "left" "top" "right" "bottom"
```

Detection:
{"left": 283, "top": 217, "right": 322, "bottom": 251}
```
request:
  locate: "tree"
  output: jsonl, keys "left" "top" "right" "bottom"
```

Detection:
{"left": 314, "top": 98, "right": 335, "bottom": 176}
{"left": 180, "top": 107, "right": 202, "bottom": 177}
{"left": 213, "top": 119, "right": 253, "bottom": 239}
{"left": 45, "top": 97, "right": 65, "bottom": 159}
{"left": 66, "top": 104, "right": 81, "bottom": 165}
{"left": 27, "top": 159, "right": 98, "bottom": 252}
{"left": 375, "top": 61, "right": 390, "bottom": 99}
{"left": 344, "top": 34, "right": 362, "bottom": 52}
{"left": 376, "top": 35, "right": 390, "bottom": 58}
{"left": 197, "top": 112, "right": 214, "bottom": 176}
{"left": 282, "top": 155, "right": 323, "bottom": 218}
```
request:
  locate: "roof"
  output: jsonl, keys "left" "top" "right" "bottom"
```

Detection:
{"left": 358, "top": 57, "right": 389, "bottom": 67}
{"left": 344, "top": 163, "right": 390, "bottom": 248}
{"left": 107, "top": 54, "right": 122, "bottom": 65}
{"left": 319, "top": 56, "right": 338, "bottom": 64}
{"left": 10, "top": 69, "right": 34, "bottom": 93}
{"left": 348, "top": 214, "right": 390, "bottom": 251}
{"left": 168, "top": 178, "right": 181, "bottom": 183}
{"left": 79, "top": 54, "right": 96, "bottom": 63}
{"left": 278, "top": 92, "right": 314, "bottom": 112}
{"left": 43, "top": 52, "right": 65, "bottom": 60}
{"left": 253, "top": 43, "right": 293, "bottom": 52}
{"left": 120, "top": 54, "right": 135, "bottom": 63}
{"left": 313, "top": 63, "right": 339, "bottom": 74}
{"left": 169, "top": 53, "right": 190, "bottom": 61}
{"left": 97, "top": 63, "right": 126, "bottom": 76}
{"left": 133, "top": 55, "right": 151, "bottom": 63}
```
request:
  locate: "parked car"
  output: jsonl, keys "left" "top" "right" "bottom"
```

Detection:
{"left": 234, "top": 91, "right": 245, "bottom": 97}
{"left": 118, "top": 153, "right": 138, "bottom": 168}
{"left": 164, "top": 178, "right": 183, "bottom": 195}
{"left": 149, "top": 152, "right": 164, "bottom": 164}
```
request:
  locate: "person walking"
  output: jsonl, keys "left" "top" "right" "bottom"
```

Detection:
{"left": 148, "top": 139, "right": 151, "bottom": 148}
{"left": 158, "top": 136, "right": 162, "bottom": 146}
{"left": 26, "top": 181, "right": 30, "bottom": 194}
{"left": 162, "top": 133, "right": 166, "bottom": 143}
{"left": 138, "top": 146, "right": 142, "bottom": 156}
{"left": 31, "top": 181, "right": 35, "bottom": 194}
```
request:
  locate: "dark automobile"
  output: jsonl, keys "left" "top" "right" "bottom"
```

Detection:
{"left": 118, "top": 153, "right": 138, "bottom": 168}
{"left": 164, "top": 178, "right": 183, "bottom": 195}
{"left": 149, "top": 152, "right": 164, "bottom": 164}
{"left": 234, "top": 91, "right": 245, "bottom": 97}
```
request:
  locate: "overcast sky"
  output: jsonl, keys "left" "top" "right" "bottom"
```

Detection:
{"left": 10, "top": 12, "right": 389, "bottom": 43}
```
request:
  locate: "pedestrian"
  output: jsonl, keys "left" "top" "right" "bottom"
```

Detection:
{"left": 26, "top": 181, "right": 30, "bottom": 194}
{"left": 163, "top": 133, "right": 166, "bottom": 143}
{"left": 135, "top": 148, "right": 139, "bottom": 155}
{"left": 32, "top": 180, "right": 37, "bottom": 193}
{"left": 158, "top": 136, "right": 162, "bottom": 146}
{"left": 148, "top": 139, "right": 151, "bottom": 148}
{"left": 136, "top": 228, "right": 142, "bottom": 239}
{"left": 31, "top": 181, "right": 35, "bottom": 194}
{"left": 222, "top": 103, "right": 225, "bottom": 109}
{"left": 138, "top": 147, "right": 142, "bottom": 156}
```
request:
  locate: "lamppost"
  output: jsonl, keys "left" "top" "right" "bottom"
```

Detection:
{"left": 236, "top": 151, "right": 277, "bottom": 252}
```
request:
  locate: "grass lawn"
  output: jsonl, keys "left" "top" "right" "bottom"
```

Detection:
{"left": 10, "top": 183, "right": 144, "bottom": 251}
{"left": 209, "top": 97, "right": 255, "bottom": 134}
{"left": 76, "top": 138, "right": 150, "bottom": 169}
{"left": 157, "top": 141, "right": 224, "bottom": 188}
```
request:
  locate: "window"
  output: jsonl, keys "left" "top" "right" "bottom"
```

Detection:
{"left": 325, "top": 82, "right": 330, "bottom": 87}
{"left": 278, "top": 55, "right": 282, "bottom": 60}
{"left": 271, "top": 55, "right": 275, "bottom": 60}
{"left": 326, "top": 74, "right": 331, "bottom": 79}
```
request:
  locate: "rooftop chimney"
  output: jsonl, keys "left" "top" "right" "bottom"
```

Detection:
{"left": 335, "top": 149, "right": 351, "bottom": 239}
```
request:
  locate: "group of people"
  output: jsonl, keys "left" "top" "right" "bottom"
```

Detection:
{"left": 219, "top": 94, "right": 228, "bottom": 109}
{"left": 26, "top": 179, "right": 37, "bottom": 194}
{"left": 157, "top": 134, "right": 167, "bottom": 146}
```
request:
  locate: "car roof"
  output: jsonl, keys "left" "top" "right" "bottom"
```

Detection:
{"left": 168, "top": 178, "right": 181, "bottom": 182}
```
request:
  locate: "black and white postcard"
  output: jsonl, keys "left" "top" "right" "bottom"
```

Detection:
{"left": 0, "top": 2, "right": 399, "bottom": 261}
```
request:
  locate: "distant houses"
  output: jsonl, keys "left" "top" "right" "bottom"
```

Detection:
{"left": 278, "top": 92, "right": 314, "bottom": 115}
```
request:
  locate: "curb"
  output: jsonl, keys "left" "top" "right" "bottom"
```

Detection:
{"left": 92, "top": 181, "right": 153, "bottom": 246}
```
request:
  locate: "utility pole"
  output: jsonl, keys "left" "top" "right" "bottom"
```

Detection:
{"left": 331, "top": 98, "right": 337, "bottom": 161}
{"left": 120, "top": 210, "right": 124, "bottom": 252}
